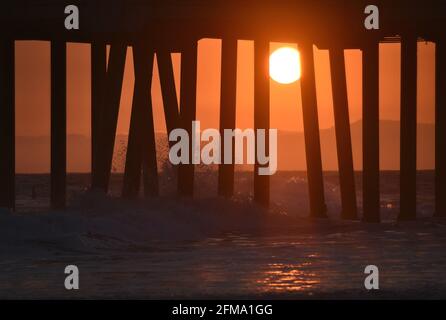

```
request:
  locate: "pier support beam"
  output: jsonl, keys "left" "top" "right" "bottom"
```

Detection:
{"left": 97, "top": 44, "right": 127, "bottom": 192}
{"left": 435, "top": 38, "right": 446, "bottom": 217}
{"left": 0, "top": 39, "right": 15, "bottom": 210}
{"left": 399, "top": 36, "right": 418, "bottom": 221}
{"left": 254, "top": 39, "right": 270, "bottom": 207}
{"left": 300, "top": 43, "right": 326, "bottom": 217}
{"left": 157, "top": 50, "right": 180, "bottom": 147}
{"left": 329, "top": 48, "right": 358, "bottom": 220}
{"left": 178, "top": 42, "right": 198, "bottom": 197}
{"left": 218, "top": 38, "right": 238, "bottom": 198}
{"left": 123, "top": 45, "right": 158, "bottom": 198}
{"left": 91, "top": 42, "right": 106, "bottom": 190}
{"left": 50, "top": 41, "right": 67, "bottom": 210}
{"left": 362, "top": 43, "right": 380, "bottom": 223}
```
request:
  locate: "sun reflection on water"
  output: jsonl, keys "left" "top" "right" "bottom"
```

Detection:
{"left": 256, "top": 263, "right": 320, "bottom": 292}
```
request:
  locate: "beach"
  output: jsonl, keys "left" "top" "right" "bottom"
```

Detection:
{"left": 0, "top": 171, "right": 445, "bottom": 299}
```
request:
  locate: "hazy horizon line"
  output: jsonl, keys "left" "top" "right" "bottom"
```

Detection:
{"left": 15, "top": 119, "right": 436, "bottom": 138}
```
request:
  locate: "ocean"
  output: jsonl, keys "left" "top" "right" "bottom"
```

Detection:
{"left": 0, "top": 171, "right": 445, "bottom": 299}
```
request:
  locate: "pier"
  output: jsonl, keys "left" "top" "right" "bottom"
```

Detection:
{"left": 1, "top": 0, "right": 446, "bottom": 221}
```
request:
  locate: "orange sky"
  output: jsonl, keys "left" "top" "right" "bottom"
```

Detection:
{"left": 133, "top": 40, "right": 435, "bottom": 133}
{"left": 13, "top": 40, "right": 436, "bottom": 172}
{"left": 15, "top": 40, "right": 435, "bottom": 136}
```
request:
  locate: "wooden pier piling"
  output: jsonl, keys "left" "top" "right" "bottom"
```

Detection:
{"left": 123, "top": 44, "right": 158, "bottom": 198}
{"left": 0, "top": 39, "right": 15, "bottom": 210}
{"left": 97, "top": 44, "right": 127, "bottom": 192}
{"left": 157, "top": 50, "right": 180, "bottom": 146}
{"left": 300, "top": 43, "right": 327, "bottom": 218}
{"left": 435, "top": 38, "right": 446, "bottom": 217}
{"left": 91, "top": 42, "right": 107, "bottom": 190}
{"left": 178, "top": 42, "right": 198, "bottom": 197}
{"left": 218, "top": 38, "right": 238, "bottom": 198}
{"left": 50, "top": 41, "right": 67, "bottom": 210}
{"left": 329, "top": 48, "right": 358, "bottom": 220}
{"left": 254, "top": 39, "right": 270, "bottom": 207}
{"left": 362, "top": 43, "right": 380, "bottom": 223}
{"left": 399, "top": 36, "right": 418, "bottom": 221}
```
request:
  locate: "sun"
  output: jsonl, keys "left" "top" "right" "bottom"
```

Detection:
{"left": 269, "top": 47, "right": 301, "bottom": 84}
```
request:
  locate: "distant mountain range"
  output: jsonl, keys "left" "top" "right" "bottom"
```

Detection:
{"left": 279, "top": 119, "right": 435, "bottom": 171}
{"left": 15, "top": 120, "right": 434, "bottom": 173}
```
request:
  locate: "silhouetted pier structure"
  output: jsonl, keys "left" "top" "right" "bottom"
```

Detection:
{"left": 1, "top": 0, "right": 446, "bottom": 222}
